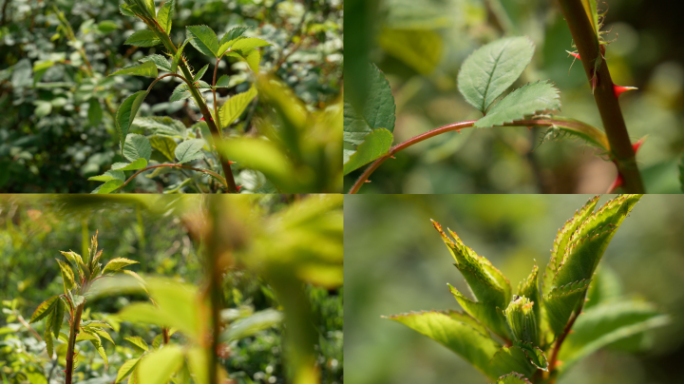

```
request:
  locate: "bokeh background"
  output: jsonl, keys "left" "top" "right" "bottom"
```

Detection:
{"left": 0, "top": 195, "right": 343, "bottom": 384}
{"left": 345, "top": 194, "right": 684, "bottom": 384}
{"left": 345, "top": 0, "right": 684, "bottom": 193}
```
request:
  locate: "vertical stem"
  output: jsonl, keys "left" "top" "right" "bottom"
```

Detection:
{"left": 546, "top": 301, "right": 584, "bottom": 383}
{"left": 65, "top": 303, "right": 84, "bottom": 384}
{"left": 557, "top": 0, "right": 644, "bottom": 193}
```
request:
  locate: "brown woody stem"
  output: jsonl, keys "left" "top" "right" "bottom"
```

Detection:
{"left": 557, "top": 0, "right": 644, "bottom": 193}
{"left": 65, "top": 303, "right": 84, "bottom": 384}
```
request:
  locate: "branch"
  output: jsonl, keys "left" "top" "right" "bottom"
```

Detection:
{"left": 115, "top": 164, "right": 229, "bottom": 192}
{"left": 557, "top": 0, "right": 644, "bottom": 193}
{"left": 349, "top": 118, "right": 572, "bottom": 194}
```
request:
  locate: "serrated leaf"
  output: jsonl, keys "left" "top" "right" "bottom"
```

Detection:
{"left": 193, "top": 64, "right": 209, "bottom": 82}
{"left": 89, "top": 335, "right": 108, "bottom": 365}
{"left": 123, "top": 134, "right": 152, "bottom": 162}
{"left": 558, "top": 301, "right": 669, "bottom": 370}
{"left": 52, "top": 295, "right": 65, "bottom": 339}
{"left": 388, "top": 310, "right": 500, "bottom": 375}
{"left": 139, "top": 54, "right": 172, "bottom": 72}
{"left": 187, "top": 25, "right": 219, "bottom": 57}
{"left": 124, "top": 30, "right": 161, "bottom": 47}
{"left": 433, "top": 220, "right": 511, "bottom": 309}
{"left": 116, "top": 358, "right": 139, "bottom": 383}
{"left": 516, "top": 264, "right": 541, "bottom": 326}
{"left": 30, "top": 296, "right": 59, "bottom": 323}
{"left": 544, "top": 196, "right": 600, "bottom": 294}
{"left": 458, "top": 37, "right": 535, "bottom": 113}
{"left": 116, "top": 91, "right": 148, "bottom": 151}
{"left": 474, "top": 81, "right": 561, "bottom": 128}
{"left": 543, "top": 279, "right": 591, "bottom": 336}
{"left": 379, "top": 28, "right": 442, "bottom": 75}
{"left": 89, "top": 170, "right": 126, "bottom": 182}
{"left": 157, "top": 0, "right": 174, "bottom": 35}
{"left": 132, "top": 116, "right": 187, "bottom": 137}
{"left": 215, "top": 74, "right": 230, "bottom": 88}
{"left": 220, "top": 26, "right": 248, "bottom": 45}
{"left": 111, "top": 61, "right": 158, "bottom": 78}
{"left": 488, "top": 346, "right": 537, "bottom": 380}
{"left": 171, "top": 38, "right": 193, "bottom": 73}
{"left": 102, "top": 258, "right": 139, "bottom": 275}
{"left": 56, "top": 259, "right": 75, "bottom": 291}
{"left": 218, "top": 85, "right": 257, "bottom": 128}
{"left": 343, "top": 64, "right": 396, "bottom": 167}
{"left": 505, "top": 297, "right": 540, "bottom": 346}
{"left": 539, "top": 116, "right": 610, "bottom": 151}
{"left": 449, "top": 284, "right": 510, "bottom": 341}
{"left": 149, "top": 135, "right": 177, "bottom": 161}
{"left": 170, "top": 83, "right": 193, "bottom": 102}
{"left": 554, "top": 195, "right": 642, "bottom": 288}
{"left": 175, "top": 139, "right": 205, "bottom": 164}
{"left": 88, "top": 98, "right": 103, "bottom": 126}
{"left": 495, "top": 372, "right": 533, "bottom": 384}
{"left": 44, "top": 326, "right": 54, "bottom": 358}
{"left": 343, "top": 128, "right": 393, "bottom": 175}
{"left": 125, "top": 336, "right": 149, "bottom": 352}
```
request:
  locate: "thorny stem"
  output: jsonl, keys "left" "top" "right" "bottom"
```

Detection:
{"left": 349, "top": 118, "right": 569, "bottom": 194}
{"left": 65, "top": 303, "right": 85, "bottom": 384}
{"left": 148, "top": 21, "right": 239, "bottom": 193}
{"left": 115, "top": 164, "right": 229, "bottom": 192}
{"left": 557, "top": 0, "right": 644, "bottom": 193}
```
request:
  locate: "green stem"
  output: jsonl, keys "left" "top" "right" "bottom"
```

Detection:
{"left": 65, "top": 303, "right": 84, "bottom": 384}
{"left": 557, "top": 0, "right": 644, "bottom": 193}
{"left": 115, "top": 164, "right": 229, "bottom": 192}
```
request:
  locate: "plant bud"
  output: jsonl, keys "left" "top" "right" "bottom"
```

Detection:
{"left": 504, "top": 296, "right": 540, "bottom": 346}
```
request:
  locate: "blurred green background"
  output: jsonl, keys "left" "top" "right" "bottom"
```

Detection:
{"left": 0, "top": 195, "right": 343, "bottom": 384}
{"left": 344, "top": 0, "right": 684, "bottom": 193}
{"left": 345, "top": 194, "right": 684, "bottom": 383}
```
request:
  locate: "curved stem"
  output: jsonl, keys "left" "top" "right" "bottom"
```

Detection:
{"left": 557, "top": 0, "right": 644, "bottom": 193}
{"left": 116, "top": 164, "right": 229, "bottom": 192}
{"left": 349, "top": 119, "right": 568, "bottom": 194}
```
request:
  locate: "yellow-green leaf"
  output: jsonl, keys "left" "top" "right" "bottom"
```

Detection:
{"left": 218, "top": 85, "right": 257, "bottom": 128}
{"left": 102, "top": 257, "right": 139, "bottom": 275}
{"left": 110, "top": 61, "right": 158, "bottom": 78}
{"left": 125, "top": 336, "right": 149, "bottom": 352}
{"left": 116, "top": 358, "right": 140, "bottom": 383}
{"left": 30, "top": 296, "right": 59, "bottom": 323}
{"left": 137, "top": 345, "right": 184, "bottom": 384}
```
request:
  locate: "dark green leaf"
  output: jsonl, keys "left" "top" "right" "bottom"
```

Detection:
{"left": 125, "top": 336, "right": 149, "bottom": 352}
{"left": 474, "top": 81, "right": 561, "bottom": 128}
{"left": 343, "top": 128, "right": 393, "bottom": 175}
{"left": 88, "top": 98, "right": 103, "bottom": 127}
{"left": 149, "top": 135, "right": 178, "bottom": 161}
{"left": 379, "top": 28, "right": 442, "bottom": 75}
{"left": 458, "top": 37, "right": 535, "bottom": 113}
{"left": 30, "top": 296, "right": 59, "bottom": 323}
{"left": 193, "top": 64, "right": 209, "bottom": 82}
{"left": 215, "top": 74, "right": 230, "bottom": 88}
{"left": 157, "top": 0, "right": 174, "bottom": 35}
{"left": 124, "top": 30, "right": 161, "bottom": 47}
{"left": 111, "top": 61, "right": 158, "bottom": 78}
{"left": 89, "top": 170, "right": 126, "bottom": 182}
{"left": 449, "top": 284, "right": 509, "bottom": 340}
{"left": 187, "top": 25, "right": 219, "bottom": 57}
{"left": 137, "top": 345, "right": 185, "bottom": 384}
{"left": 139, "top": 54, "right": 172, "bottom": 72}
{"left": 123, "top": 134, "right": 152, "bottom": 162}
{"left": 116, "top": 91, "right": 148, "bottom": 151}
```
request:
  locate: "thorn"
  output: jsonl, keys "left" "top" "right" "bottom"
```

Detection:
{"left": 613, "top": 85, "right": 638, "bottom": 99}
{"left": 364, "top": 180, "right": 371, "bottom": 183}
{"left": 607, "top": 173, "right": 623, "bottom": 193}
{"left": 236, "top": 185, "right": 242, "bottom": 192}
{"left": 390, "top": 155, "right": 396, "bottom": 159}
{"left": 566, "top": 50, "right": 581, "bottom": 60}
{"left": 228, "top": 160, "right": 236, "bottom": 165}
{"left": 632, "top": 137, "right": 646, "bottom": 154}
{"left": 591, "top": 73, "right": 598, "bottom": 94}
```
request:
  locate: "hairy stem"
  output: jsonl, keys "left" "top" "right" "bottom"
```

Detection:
{"left": 65, "top": 303, "right": 84, "bottom": 384}
{"left": 349, "top": 118, "right": 571, "bottom": 194}
{"left": 115, "top": 164, "right": 229, "bottom": 192}
{"left": 557, "top": 0, "right": 644, "bottom": 193}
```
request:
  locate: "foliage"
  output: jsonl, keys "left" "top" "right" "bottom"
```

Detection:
{"left": 0, "top": 0, "right": 342, "bottom": 193}
{"left": 386, "top": 195, "right": 669, "bottom": 383}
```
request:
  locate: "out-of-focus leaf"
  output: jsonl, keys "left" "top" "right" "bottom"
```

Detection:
{"left": 175, "top": 139, "right": 205, "bottom": 164}
{"left": 220, "top": 309, "right": 283, "bottom": 342}
{"left": 123, "top": 134, "right": 152, "bottom": 162}
{"left": 111, "top": 62, "right": 158, "bottom": 78}
{"left": 137, "top": 345, "right": 184, "bottom": 384}
{"left": 171, "top": 38, "right": 193, "bottom": 73}
{"left": 111, "top": 158, "right": 148, "bottom": 171}
{"left": 218, "top": 85, "right": 257, "bottom": 128}
{"left": 139, "top": 54, "right": 172, "bottom": 72}
{"left": 124, "top": 30, "right": 161, "bottom": 47}
{"left": 157, "top": 0, "right": 174, "bottom": 35}
{"left": 56, "top": 259, "right": 75, "bottom": 291}
{"left": 149, "top": 136, "right": 177, "bottom": 161}
{"left": 474, "top": 81, "right": 561, "bottom": 128}
{"left": 125, "top": 336, "right": 149, "bottom": 352}
{"left": 539, "top": 117, "right": 610, "bottom": 152}
{"left": 88, "top": 98, "right": 103, "bottom": 126}
{"left": 343, "top": 128, "right": 393, "bottom": 175}
{"left": 217, "top": 138, "right": 298, "bottom": 191}
{"left": 187, "top": 25, "right": 219, "bottom": 57}
{"left": 116, "top": 358, "right": 139, "bottom": 383}
{"left": 458, "top": 37, "right": 535, "bottom": 113}
{"left": 117, "top": 91, "right": 149, "bottom": 151}
{"left": 102, "top": 257, "right": 139, "bottom": 275}
{"left": 379, "top": 28, "right": 442, "bottom": 75}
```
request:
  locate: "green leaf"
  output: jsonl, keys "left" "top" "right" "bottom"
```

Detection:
{"left": 474, "top": 81, "right": 561, "bottom": 128}
{"left": 553, "top": 195, "right": 642, "bottom": 288}
{"left": 94, "top": 180, "right": 123, "bottom": 194}
{"left": 679, "top": 151, "right": 684, "bottom": 193}
{"left": 175, "top": 139, "right": 205, "bottom": 164}
{"left": 56, "top": 259, "right": 75, "bottom": 291}
{"left": 220, "top": 309, "right": 283, "bottom": 342}
{"left": 388, "top": 310, "right": 500, "bottom": 376}
{"left": 539, "top": 116, "right": 610, "bottom": 152}
{"left": 97, "top": 20, "right": 118, "bottom": 34}
{"left": 44, "top": 326, "right": 54, "bottom": 358}
{"left": 218, "top": 85, "right": 257, "bottom": 128}
{"left": 343, "top": 128, "right": 393, "bottom": 175}
{"left": 52, "top": 298, "right": 65, "bottom": 339}
{"left": 119, "top": 4, "right": 136, "bottom": 17}
{"left": 88, "top": 98, "right": 103, "bottom": 126}
{"left": 102, "top": 257, "right": 139, "bottom": 275}
{"left": 149, "top": 135, "right": 177, "bottom": 161}
{"left": 171, "top": 38, "right": 193, "bottom": 73}
{"left": 229, "top": 37, "right": 271, "bottom": 53}
{"left": 116, "top": 91, "right": 148, "bottom": 151}
{"left": 111, "top": 158, "right": 148, "bottom": 171}
{"left": 217, "top": 138, "right": 296, "bottom": 191}
{"left": 30, "top": 296, "right": 59, "bottom": 323}
{"left": 544, "top": 196, "right": 600, "bottom": 294}
{"left": 379, "top": 28, "right": 442, "bottom": 75}
{"left": 581, "top": 0, "right": 601, "bottom": 37}
{"left": 111, "top": 61, "right": 158, "bottom": 78}
{"left": 504, "top": 297, "right": 540, "bottom": 346}
{"left": 123, "top": 134, "right": 152, "bottom": 162}
{"left": 558, "top": 301, "right": 669, "bottom": 370}
{"left": 119, "top": 303, "right": 170, "bottom": 328}
{"left": 433, "top": 220, "right": 511, "bottom": 309}
{"left": 186, "top": 347, "right": 209, "bottom": 384}
{"left": 219, "top": 26, "right": 248, "bottom": 45}
{"left": 115, "top": 358, "right": 139, "bottom": 383}
{"left": 124, "top": 30, "right": 161, "bottom": 47}
{"left": 449, "top": 284, "right": 509, "bottom": 341}
{"left": 90, "top": 328, "right": 115, "bottom": 345}
{"left": 125, "top": 336, "right": 149, "bottom": 352}
{"left": 516, "top": 264, "right": 541, "bottom": 326}
{"left": 458, "top": 37, "right": 535, "bottom": 113}
{"left": 89, "top": 335, "right": 108, "bottom": 365}
{"left": 343, "top": 64, "right": 396, "bottom": 168}
{"left": 487, "top": 346, "right": 538, "bottom": 380}
{"left": 215, "top": 74, "right": 230, "bottom": 88}
{"left": 170, "top": 83, "right": 193, "bottom": 102}
{"left": 89, "top": 170, "right": 126, "bottom": 182}
{"left": 243, "top": 49, "right": 260, "bottom": 73}
{"left": 157, "top": 0, "right": 174, "bottom": 35}
{"left": 146, "top": 278, "right": 200, "bottom": 339}
{"left": 193, "top": 64, "right": 209, "bottom": 81}
{"left": 139, "top": 54, "right": 172, "bottom": 72}
{"left": 543, "top": 279, "right": 591, "bottom": 336}
{"left": 187, "top": 25, "right": 219, "bottom": 57}
{"left": 495, "top": 372, "right": 533, "bottom": 384}
{"left": 133, "top": 116, "right": 187, "bottom": 137}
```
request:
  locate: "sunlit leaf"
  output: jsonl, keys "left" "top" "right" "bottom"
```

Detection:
{"left": 157, "top": 0, "right": 174, "bottom": 35}
{"left": 217, "top": 138, "right": 297, "bottom": 191}
{"left": 125, "top": 336, "right": 149, "bottom": 352}
{"left": 149, "top": 135, "right": 177, "bottom": 161}
{"left": 139, "top": 54, "right": 172, "bottom": 72}
{"left": 343, "top": 128, "right": 392, "bottom": 175}
{"left": 187, "top": 25, "right": 219, "bottom": 57}
{"left": 117, "top": 91, "right": 148, "bottom": 151}
{"left": 111, "top": 158, "right": 148, "bottom": 171}
{"left": 102, "top": 257, "right": 139, "bottom": 275}
{"left": 111, "top": 61, "right": 158, "bottom": 78}
{"left": 218, "top": 85, "right": 257, "bottom": 128}
{"left": 56, "top": 259, "right": 75, "bottom": 291}
{"left": 124, "top": 30, "right": 161, "bottom": 47}
{"left": 379, "top": 28, "right": 442, "bottom": 75}
{"left": 137, "top": 345, "right": 185, "bottom": 384}
{"left": 115, "top": 358, "right": 139, "bottom": 383}
{"left": 474, "top": 81, "right": 561, "bottom": 128}
{"left": 124, "top": 134, "right": 152, "bottom": 162}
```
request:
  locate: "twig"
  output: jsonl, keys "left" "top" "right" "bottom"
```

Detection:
{"left": 115, "top": 164, "right": 229, "bottom": 192}
{"left": 547, "top": 301, "right": 585, "bottom": 384}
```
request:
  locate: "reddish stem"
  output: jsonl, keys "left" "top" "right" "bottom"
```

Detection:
{"left": 115, "top": 164, "right": 228, "bottom": 192}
